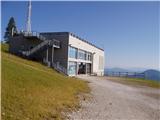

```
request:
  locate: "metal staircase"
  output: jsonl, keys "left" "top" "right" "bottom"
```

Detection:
{"left": 20, "top": 31, "right": 67, "bottom": 75}
{"left": 22, "top": 40, "right": 49, "bottom": 56}
{"left": 21, "top": 31, "right": 60, "bottom": 56}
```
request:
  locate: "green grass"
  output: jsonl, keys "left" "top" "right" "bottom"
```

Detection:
{"left": 107, "top": 76, "right": 160, "bottom": 88}
{"left": 1, "top": 44, "right": 90, "bottom": 120}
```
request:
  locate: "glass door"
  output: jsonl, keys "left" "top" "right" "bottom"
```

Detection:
{"left": 68, "top": 62, "right": 77, "bottom": 75}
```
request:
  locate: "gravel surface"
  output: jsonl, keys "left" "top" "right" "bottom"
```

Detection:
{"left": 67, "top": 76, "right": 160, "bottom": 120}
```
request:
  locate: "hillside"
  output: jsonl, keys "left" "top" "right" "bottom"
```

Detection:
{"left": 1, "top": 44, "right": 90, "bottom": 120}
{"left": 144, "top": 69, "right": 160, "bottom": 81}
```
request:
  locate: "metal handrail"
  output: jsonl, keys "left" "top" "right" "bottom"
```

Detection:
{"left": 26, "top": 41, "right": 49, "bottom": 56}
{"left": 21, "top": 31, "right": 39, "bottom": 37}
{"left": 23, "top": 40, "right": 49, "bottom": 56}
{"left": 21, "top": 31, "right": 60, "bottom": 45}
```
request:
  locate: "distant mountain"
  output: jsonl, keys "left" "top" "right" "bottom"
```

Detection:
{"left": 126, "top": 68, "right": 148, "bottom": 72}
{"left": 143, "top": 69, "right": 160, "bottom": 81}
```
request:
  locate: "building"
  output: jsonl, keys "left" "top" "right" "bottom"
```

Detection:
{"left": 9, "top": 32, "right": 105, "bottom": 76}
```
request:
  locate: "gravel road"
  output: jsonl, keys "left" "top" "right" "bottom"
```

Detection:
{"left": 68, "top": 76, "right": 160, "bottom": 120}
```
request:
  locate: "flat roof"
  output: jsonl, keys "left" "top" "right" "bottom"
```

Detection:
{"left": 40, "top": 32, "right": 104, "bottom": 51}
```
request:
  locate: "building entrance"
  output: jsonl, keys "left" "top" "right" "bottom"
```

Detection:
{"left": 78, "top": 63, "right": 92, "bottom": 75}
{"left": 78, "top": 62, "right": 86, "bottom": 74}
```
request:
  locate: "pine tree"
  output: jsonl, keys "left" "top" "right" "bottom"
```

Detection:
{"left": 4, "top": 17, "right": 18, "bottom": 42}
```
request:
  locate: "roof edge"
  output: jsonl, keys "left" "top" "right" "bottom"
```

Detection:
{"left": 68, "top": 32, "right": 104, "bottom": 51}
{"left": 40, "top": 31, "right": 104, "bottom": 51}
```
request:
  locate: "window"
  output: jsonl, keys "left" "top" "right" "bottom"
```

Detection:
{"left": 68, "top": 62, "right": 77, "bottom": 75}
{"left": 86, "top": 52, "right": 92, "bottom": 61}
{"left": 78, "top": 50, "right": 86, "bottom": 60}
{"left": 69, "top": 46, "right": 77, "bottom": 58}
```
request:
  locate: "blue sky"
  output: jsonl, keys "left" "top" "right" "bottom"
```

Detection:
{"left": 1, "top": 1, "right": 159, "bottom": 70}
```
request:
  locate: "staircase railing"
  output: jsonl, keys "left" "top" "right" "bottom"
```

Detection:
{"left": 22, "top": 31, "right": 39, "bottom": 37}
{"left": 21, "top": 31, "right": 66, "bottom": 75}
{"left": 22, "top": 40, "right": 49, "bottom": 56}
{"left": 22, "top": 31, "right": 47, "bottom": 41}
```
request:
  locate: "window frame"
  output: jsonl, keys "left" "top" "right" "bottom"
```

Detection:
{"left": 78, "top": 49, "right": 86, "bottom": 60}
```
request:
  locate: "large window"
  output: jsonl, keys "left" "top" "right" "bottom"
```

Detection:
{"left": 68, "top": 62, "right": 77, "bottom": 75}
{"left": 78, "top": 50, "right": 86, "bottom": 60}
{"left": 69, "top": 46, "right": 77, "bottom": 58}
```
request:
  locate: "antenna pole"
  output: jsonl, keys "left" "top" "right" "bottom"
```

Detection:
{"left": 26, "top": 0, "right": 31, "bottom": 33}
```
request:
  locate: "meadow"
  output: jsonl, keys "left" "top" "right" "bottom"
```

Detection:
{"left": 1, "top": 44, "right": 90, "bottom": 120}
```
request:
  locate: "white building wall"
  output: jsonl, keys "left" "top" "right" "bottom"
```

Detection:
{"left": 68, "top": 34, "right": 105, "bottom": 76}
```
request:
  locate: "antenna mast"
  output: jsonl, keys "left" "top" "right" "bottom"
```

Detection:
{"left": 26, "top": 0, "right": 31, "bottom": 33}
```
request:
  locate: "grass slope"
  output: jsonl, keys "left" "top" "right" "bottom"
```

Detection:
{"left": 1, "top": 44, "right": 90, "bottom": 120}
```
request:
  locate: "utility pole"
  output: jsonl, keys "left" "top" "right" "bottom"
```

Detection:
{"left": 26, "top": 0, "right": 31, "bottom": 33}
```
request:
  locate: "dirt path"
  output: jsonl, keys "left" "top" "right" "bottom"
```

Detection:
{"left": 68, "top": 76, "right": 160, "bottom": 120}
